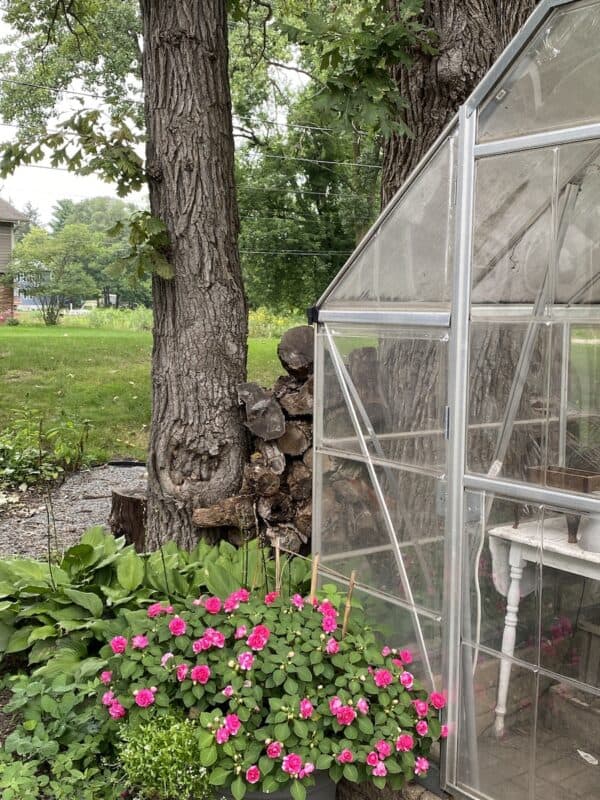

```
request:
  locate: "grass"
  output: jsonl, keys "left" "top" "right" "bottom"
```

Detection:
{"left": 0, "top": 327, "right": 283, "bottom": 463}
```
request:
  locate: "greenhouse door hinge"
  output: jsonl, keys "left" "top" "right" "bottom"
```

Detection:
{"left": 444, "top": 405, "right": 450, "bottom": 439}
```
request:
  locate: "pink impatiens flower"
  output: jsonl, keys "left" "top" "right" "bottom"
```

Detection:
{"left": 400, "top": 671, "right": 414, "bottom": 690}
{"left": 102, "top": 691, "right": 115, "bottom": 706}
{"left": 366, "top": 751, "right": 379, "bottom": 767}
{"left": 238, "top": 651, "right": 255, "bottom": 670}
{"left": 429, "top": 691, "right": 446, "bottom": 710}
{"left": 266, "top": 741, "right": 283, "bottom": 759}
{"left": 372, "top": 762, "right": 387, "bottom": 778}
{"left": 147, "top": 602, "right": 169, "bottom": 618}
{"left": 108, "top": 701, "right": 127, "bottom": 719}
{"left": 176, "top": 664, "right": 189, "bottom": 682}
{"left": 414, "top": 699, "right": 429, "bottom": 717}
{"left": 100, "top": 670, "right": 112, "bottom": 685}
{"left": 374, "top": 668, "right": 393, "bottom": 688}
{"left": 440, "top": 724, "right": 449, "bottom": 739}
{"left": 265, "top": 591, "right": 279, "bottom": 606}
{"left": 247, "top": 624, "right": 271, "bottom": 651}
{"left": 396, "top": 733, "right": 414, "bottom": 752}
{"left": 322, "top": 615, "right": 337, "bottom": 634}
{"left": 299, "top": 762, "right": 314, "bottom": 779}
{"left": 246, "top": 766, "right": 261, "bottom": 784}
{"left": 134, "top": 688, "right": 156, "bottom": 708}
{"left": 224, "top": 714, "right": 241, "bottom": 735}
{"left": 415, "top": 756, "right": 429, "bottom": 776}
{"left": 375, "top": 740, "right": 392, "bottom": 758}
{"left": 160, "top": 652, "right": 174, "bottom": 668}
{"left": 325, "top": 637, "right": 339, "bottom": 654}
{"left": 131, "top": 634, "right": 149, "bottom": 650}
{"left": 110, "top": 636, "right": 128, "bottom": 654}
{"left": 168, "top": 616, "right": 187, "bottom": 636}
{"left": 222, "top": 685, "right": 234, "bottom": 698}
{"left": 291, "top": 594, "right": 304, "bottom": 609}
{"left": 337, "top": 749, "right": 354, "bottom": 764}
{"left": 282, "top": 753, "right": 303, "bottom": 776}
{"left": 355, "top": 698, "right": 369, "bottom": 716}
{"left": 400, "top": 649, "right": 413, "bottom": 664}
{"left": 328, "top": 696, "right": 342, "bottom": 714}
{"left": 190, "top": 665, "right": 211, "bottom": 685}
{"left": 336, "top": 706, "right": 356, "bottom": 726}
{"left": 416, "top": 720, "right": 429, "bottom": 737}
{"left": 234, "top": 626, "right": 247, "bottom": 639}
{"left": 204, "top": 597, "right": 222, "bottom": 615}
{"left": 215, "top": 727, "right": 230, "bottom": 744}
{"left": 299, "top": 698, "right": 314, "bottom": 719}
{"left": 381, "top": 646, "right": 392, "bottom": 657}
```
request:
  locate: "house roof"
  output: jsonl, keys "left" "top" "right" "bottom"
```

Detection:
{"left": 0, "top": 198, "right": 27, "bottom": 224}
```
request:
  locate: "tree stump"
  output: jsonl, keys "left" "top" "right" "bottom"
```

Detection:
{"left": 110, "top": 490, "right": 147, "bottom": 553}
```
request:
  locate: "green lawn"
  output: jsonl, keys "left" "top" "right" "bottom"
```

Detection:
{"left": 0, "top": 327, "right": 282, "bottom": 463}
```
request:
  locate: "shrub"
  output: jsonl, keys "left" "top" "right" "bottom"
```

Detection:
{"left": 0, "top": 406, "right": 90, "bottom": 489}
{"left": 118, "top": 713, "right": 212, "bottom": 800}
{"left": 99, "top": 586, "right": 446, "bottom": 800}
{"left": 248, "top": 307, "right": 305, "bottom": 338}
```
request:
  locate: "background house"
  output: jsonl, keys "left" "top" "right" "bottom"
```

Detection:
{"left": 0, "top": 198, "right": 28, "bottom": 316}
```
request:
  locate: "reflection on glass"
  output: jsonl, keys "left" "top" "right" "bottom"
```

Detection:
{"left": 478, "top": 2, "right": 600, "bottom": 142}
{"left": 321, "top": 326, "right": 448, "bottom": 474}
{"left": 456, "top": 645, "right": 535, "bottom": 800}
{"left": 318, "top": 453, "right": 447, "bottom": 613}
{"left": 324, "top": 135, "right": 455, "bottom": 308}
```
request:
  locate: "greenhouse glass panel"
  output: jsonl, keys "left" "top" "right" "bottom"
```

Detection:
{"left": 322, "top": 133, "right": 456, "bottom": 309}
{"left": 319, "top": 324, "right": 448, "bottom": 473}
{"left": 312, "top": 4, "right": 600, "bottom": 798}
{"left": 478, "top": 1, "right": 600, "bottom": 142}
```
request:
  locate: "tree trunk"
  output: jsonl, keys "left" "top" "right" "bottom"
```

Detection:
{"left": 141, "top": 0, "right": 248, "bottom": 549}
{"left": 382, "top": 0, "right": 538, "bottom": 202}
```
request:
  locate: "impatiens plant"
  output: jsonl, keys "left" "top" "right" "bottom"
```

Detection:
{"left": 98, "top": 584, "right": 447, "bottom": 800}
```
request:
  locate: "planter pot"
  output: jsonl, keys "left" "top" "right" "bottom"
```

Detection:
{"left": 225, "top": 772, "right": 336, "bottom": 800}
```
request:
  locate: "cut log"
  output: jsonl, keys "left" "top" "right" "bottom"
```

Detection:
{"left": 110, "top": 490, "right": 147, "bottom": 553}
{"left": 277, "top": 326, "right": 314, "bottom": 379}
{"left": 237, "top": 382, "right": 285, "bottom": 441}
{"left": 257, "top": 492, "right": 294, "bottom": 523}
{"left": 277, "top": 421, "right": 312, "bottom": 456}
{"left": 192, "top": 495, "right": 255, "bottom": 529}
{"left": 279, "top": 375, "right": 314, "bottom": 418}
{"left": 273, "top": 374, "right": 301, "bottom": 398}
{"left": 302, "top": 447, "right": 313, "bottom": 470}
{"left": 294, "top": 502, "right": 312, "bottom": 537}
{"left": 244, "top": 461, "right": 281, "bottom": 497}
{"left": 265, "top": 523, "right": 307, "bottom": 552}
{"left": 287, "top": 461, "right": 312, "bottom": 501}
{"left": 255, "top": 440, "right": 286, "bottom": 475}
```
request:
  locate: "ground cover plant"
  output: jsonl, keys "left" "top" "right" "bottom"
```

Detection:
{"left": 0, "top": 324, "right": 284, "bottom": 464}
{"left": 0, "top": 530, "right": 310, "bottom": 800}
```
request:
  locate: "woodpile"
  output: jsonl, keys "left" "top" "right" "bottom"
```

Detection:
{"left": 192, "top": 325, "right": 315, "bottom": 553}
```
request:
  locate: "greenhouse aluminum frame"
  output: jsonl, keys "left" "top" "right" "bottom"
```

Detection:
{"left": 310, "top": 1, "right": 600, "bottom": 798}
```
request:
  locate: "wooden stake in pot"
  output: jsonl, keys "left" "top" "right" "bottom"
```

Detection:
{"left": 275, "top": 537, "right": 282, "bottom": 593}
{"left": 341, "top": 570, "right": 357, "bottom": 639}
{"left": 309, "top": 553, "right": 320, "bottom": 603}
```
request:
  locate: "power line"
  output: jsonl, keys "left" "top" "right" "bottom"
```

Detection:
{"left": 240, "top": 249, "right": 350, "bottom": 256}
{"left": 262, "top": 153, "right": 380, "bottom": 170}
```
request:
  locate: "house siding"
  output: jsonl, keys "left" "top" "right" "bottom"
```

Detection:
{"left": 0, "top": 224, "right": 13, "bottom": 269}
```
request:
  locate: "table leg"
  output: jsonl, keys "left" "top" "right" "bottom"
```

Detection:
{"left": 494, "top": 548, "right": 525, "bottom": 738}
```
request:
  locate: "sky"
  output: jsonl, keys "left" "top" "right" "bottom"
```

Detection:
{"left": 0, "top": 18, "right": 148, "bottom": 226}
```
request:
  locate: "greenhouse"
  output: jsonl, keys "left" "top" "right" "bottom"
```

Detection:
{"left": 310, "top": 1, "right": 600, "bottom": 798}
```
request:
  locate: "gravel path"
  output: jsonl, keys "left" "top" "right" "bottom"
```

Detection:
{"left": 0, "top": 465, "right": 146, "bottom": 559}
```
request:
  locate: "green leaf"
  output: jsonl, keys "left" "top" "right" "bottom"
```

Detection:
{"left": 293, "top": 719, "right": 309, "bottom": 738}
{"left": 274, "top": 722, "right": 290, "bottom": 741}
{"left": 358, "top": 716, "right": 374, "bottom": 735}
{"left": 200, "top": 746, "right": 217, "bottom": 767}
{"left": 27, "top": 625, "right": 57, "bottom": 644}
{"left": 62, "top": 588, "right": 103, "bottom": 618}
{"left": 209, "top": 768, "right": 229, "bottom": 786}
{"left": 5, "top": 626, "right": 34, "bottom": 653}
{"left": 343, "top": 764, "right": 359, "bottom": 783}
{"left": 290, "top": 780, "right": 306, "bottom": 800}
{"left": 116, "top": 549, "right": 144, "bottom": 592}
{"left": 231, "top": 776, "right": 246, "bottom": 800}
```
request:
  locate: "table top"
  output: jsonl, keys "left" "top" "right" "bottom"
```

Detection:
{"left": 489, "top": 515, "right": 600, "bottom": 568}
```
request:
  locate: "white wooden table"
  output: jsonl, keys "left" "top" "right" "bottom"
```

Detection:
{"left": 488, "top": 515, "right": 600, "bottom": 736}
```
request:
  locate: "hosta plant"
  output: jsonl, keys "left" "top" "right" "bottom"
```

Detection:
{"left": 98, "top": 584, "right": 447, "bottom": 800}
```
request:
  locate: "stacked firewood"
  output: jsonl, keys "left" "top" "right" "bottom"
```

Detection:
{"left": 192, "top": 326, "right": 315, "bottom": 553}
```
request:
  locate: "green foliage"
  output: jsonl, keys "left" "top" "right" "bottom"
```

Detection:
{"left": 107, "top": 210, "right": 173, "bottom": 283}
{"left": 0, "top": 405, "right": 90, "bottom": 489}
{"left": 118, "top": 713, "right": 212, "bottom": 800}
{"left": 6, "top": 225, "right": 99, "bottom": 324}
{"left": 100, "top": 583, "right": 443, "bottom": 799}
{"left": 248, "top": 307, "right": 305, "bottom": 338}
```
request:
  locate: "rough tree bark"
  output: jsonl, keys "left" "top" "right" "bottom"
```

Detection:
{"left": 140, "top": 1, "right": 248, "bottom": 549}
{"left": 383, "top": 0, "right": 538, "bottom": 201}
